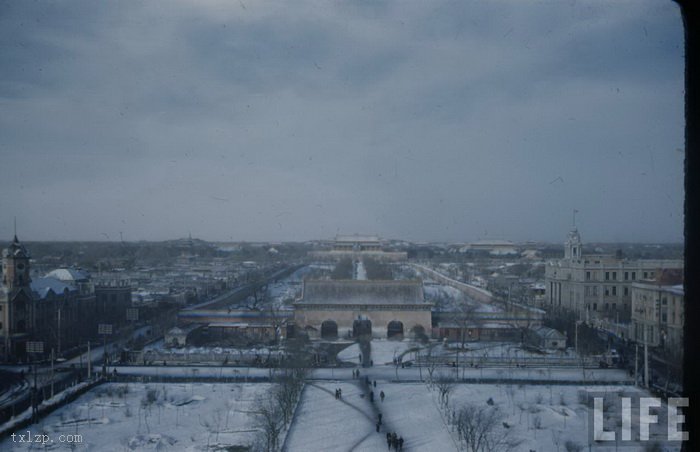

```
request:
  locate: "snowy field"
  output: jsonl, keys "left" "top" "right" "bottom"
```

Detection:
{"left": 287, "top": 378, "right": 681, "bottom": 451}
{"left": 2, "top": 379, "right": 679, "bottom": 451}
{"left": 1, "top": 383, "right": 271, "bottom": 451}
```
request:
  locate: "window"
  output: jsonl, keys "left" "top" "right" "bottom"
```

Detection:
{"left": 624, "top": 272, "right": 629, "bottom": 281}
{"left": 612, "top": 286, "right": 617, "bottom": 296}
{"left": 612, "top": 303, "right": 616, "bottom": 310}
{"left": 586, "top": 271, "right": 591, "bottom": 281}
{"left": 632, "top": 272, "right": 636, "bottom": 280}
{"left": 662, "top": 312, "right": 667, "bottom": 323}
{"left": 612, "top": 272, "right": 617, "bottom": 280}
{"left": 605, "top": 287, "right": 610, "bottom": 296}
{"left": 643, "top": 272, "right": 648, "bottom": 279}
{"left": 624, "top": 287, "right": 629, "bottom": 296}
{"left": 605, "top": 272, "right": 610, "bottom": 281}
{"left": 593, "top": 303, "right": 597, "bottom": 311}
{"left": 662, "top": 297, "right": 667, "bottom": 305}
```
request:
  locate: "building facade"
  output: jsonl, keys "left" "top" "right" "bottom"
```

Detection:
{"left": 544, "top": 229, "right": 683, "bottom": 324}
{"left": 308, "top": 235, "right": 407, "bottom": 261}
{"left": 630, "top": 272, "right": 684, "bottom": 360}
{"left": 1, "top": 237, "right": 133, "bottom": 362}
{"left": 293, "top": 279, "right": 432, "bottom": 339}
{"left": 0, "top": 236, "right": 34, "bottom": 361}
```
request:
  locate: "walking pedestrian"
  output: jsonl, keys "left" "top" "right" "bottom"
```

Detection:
{"left": 373, "top": 380, "right": 376, "bottom": 387}
{"left": 369, "top": 390, "right": 374, "bottom": 402}
{"left": 380, "top": 390, "right": 385, "bottom": 402}
{"left": 386, "top": 435, "right": 392, "bottom": 449}
{"left": 378, "top": 413, "right": 382, "bottom": 423}
{"left": 338, "top": 388, "right": 342, "bottom": 399}
{"left": 398, "top": 436, "right": 404, "bottom": 450}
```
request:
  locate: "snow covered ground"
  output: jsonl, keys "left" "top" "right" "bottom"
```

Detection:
{"left": 423, "top": 282, "right": 501, "bottom": 313}
{"left": 1, "top": 383, "right": 271, "bottom": 451}
{"left": 2, "top": 378, "right": 678, "bottom": 451}
{"left": 337, "top": 340, "right": 414, "bottom": 366}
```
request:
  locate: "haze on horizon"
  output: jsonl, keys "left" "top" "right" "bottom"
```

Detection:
{"left": 0, "top": 1, "right": 685, "bottom": 244}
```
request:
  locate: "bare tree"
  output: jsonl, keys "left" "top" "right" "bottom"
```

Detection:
{"left": 453, "top": 403, "right": 522, "bottom": 452}
{"left": 425, "top": 344, "right": 439, "bottom": 386}
{"left": 454, "top": 297, "right": 479, "bottom": 350}
{"left": 435, "top": 372, "right": 455, "bottom": 408}
{"left": 254, "top": 393, "right": 284, "bottom": 452}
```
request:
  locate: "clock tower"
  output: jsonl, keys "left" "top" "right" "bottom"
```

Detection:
{"left": 1, "top": 235, "right": 33, "bottom": 361}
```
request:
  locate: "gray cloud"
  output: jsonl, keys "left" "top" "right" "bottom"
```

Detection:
{"left": 0, "top": 0, "right": 684, "bottom": 243}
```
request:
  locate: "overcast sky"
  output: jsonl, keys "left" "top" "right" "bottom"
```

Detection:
{"left": 0, "top": 1, "right": 685, "bottom": 244}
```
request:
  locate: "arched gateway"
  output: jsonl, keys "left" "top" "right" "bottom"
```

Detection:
{"left": 321, "top": 320, "right": 338, "bottom": 339}
{"left": 293, "top": 280, "right": 433, "bottom": 339}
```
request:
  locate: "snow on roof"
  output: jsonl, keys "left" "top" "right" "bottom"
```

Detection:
{"left": 530, "top": 326, "right": 566, "bottom": 340}
{"left": 470, "top": 239, "right": 515, "bottom": 246}
{"left": 298, "top": 280, "right": 426, "bottom": 306}
{"left": 335, "top": 234, "right": 380, "bottom": 243}
{"left": 46, "top": 268, "right": 91, "bottom": 282}
{"left": 31, "top": 277, "right": 76, "bottom": 299}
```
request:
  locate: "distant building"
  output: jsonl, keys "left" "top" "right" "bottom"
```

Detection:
{"left": 308, "top": 235, "right": 407, "bottom": 261}
{"left": 544, "top": 228, "right": 683, "bottom": 324}
{"left": 464, "top": 240, "right": 518, "bottom": 256}
{"left": 293, "top": 279, "right": 432, "bottom": 339}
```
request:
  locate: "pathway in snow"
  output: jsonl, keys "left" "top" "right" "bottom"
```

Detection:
{"left": 354, "top": 260, "right": 367, "bottom": 280}
{"left": 283, "top": 381, "right": 387, "bottom": 452}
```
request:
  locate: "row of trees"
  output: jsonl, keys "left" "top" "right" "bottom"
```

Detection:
{"left": 253, "top": 347, "right": 309, "bottom": 451}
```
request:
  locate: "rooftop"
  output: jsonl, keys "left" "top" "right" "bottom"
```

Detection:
{"left": 297, "top": 279, "right": 426, "bottom": 306}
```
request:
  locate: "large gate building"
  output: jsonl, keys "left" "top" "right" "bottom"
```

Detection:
{"left": 293, "top": 279, "right": 432, "bottom": 339}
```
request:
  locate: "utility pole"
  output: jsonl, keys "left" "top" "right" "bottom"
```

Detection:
{"left": 57, "top": 308, "right": 61, "bottom": 356}
{"left": 87, "top": 341, "right": 91, "bottom": 380}
{"left": 635, "top": 343, "right": 639, "bottom": 386}
{"left": 644, "top": 325, "right": 649, "bottom": 388}
{"left": 50, "top": 348, "right": 55, "bottom": 398}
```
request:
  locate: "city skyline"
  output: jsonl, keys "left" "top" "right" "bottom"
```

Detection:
{"left": 0, "top": 1, "right": 685, "bottom": 243}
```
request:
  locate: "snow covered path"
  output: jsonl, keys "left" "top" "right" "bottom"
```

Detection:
{"left": 283, "top": 381, "right": 387, "bottom": 452}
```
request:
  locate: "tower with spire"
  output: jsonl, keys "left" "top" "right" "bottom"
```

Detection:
{"left": 564, "top": 228, "right": 582, "bottom": 260}
{"left": 1, "top": 234, "right": 34, "bottom": 361}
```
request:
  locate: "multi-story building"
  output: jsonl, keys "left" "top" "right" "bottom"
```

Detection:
{"left": 1, "top": 236, "right": 133, "bottom": 362}
{"left": 0, "top": 235, "right": 33, "bottom": 361}
{"left": 544, "top": 228, "right": 683, "bottom": 324}
{"left": 630, "top": 270, "right": 684, "bottom": 360}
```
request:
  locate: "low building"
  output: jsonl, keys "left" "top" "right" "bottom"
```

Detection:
{"left": 435, "top": 322, "right": 519, "bottom": 342}
{"left": 525, "top": 326, "right": 567, "bottom": 351}
{"left": 165, "top": 324, "right": 200, "bottom": 347}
